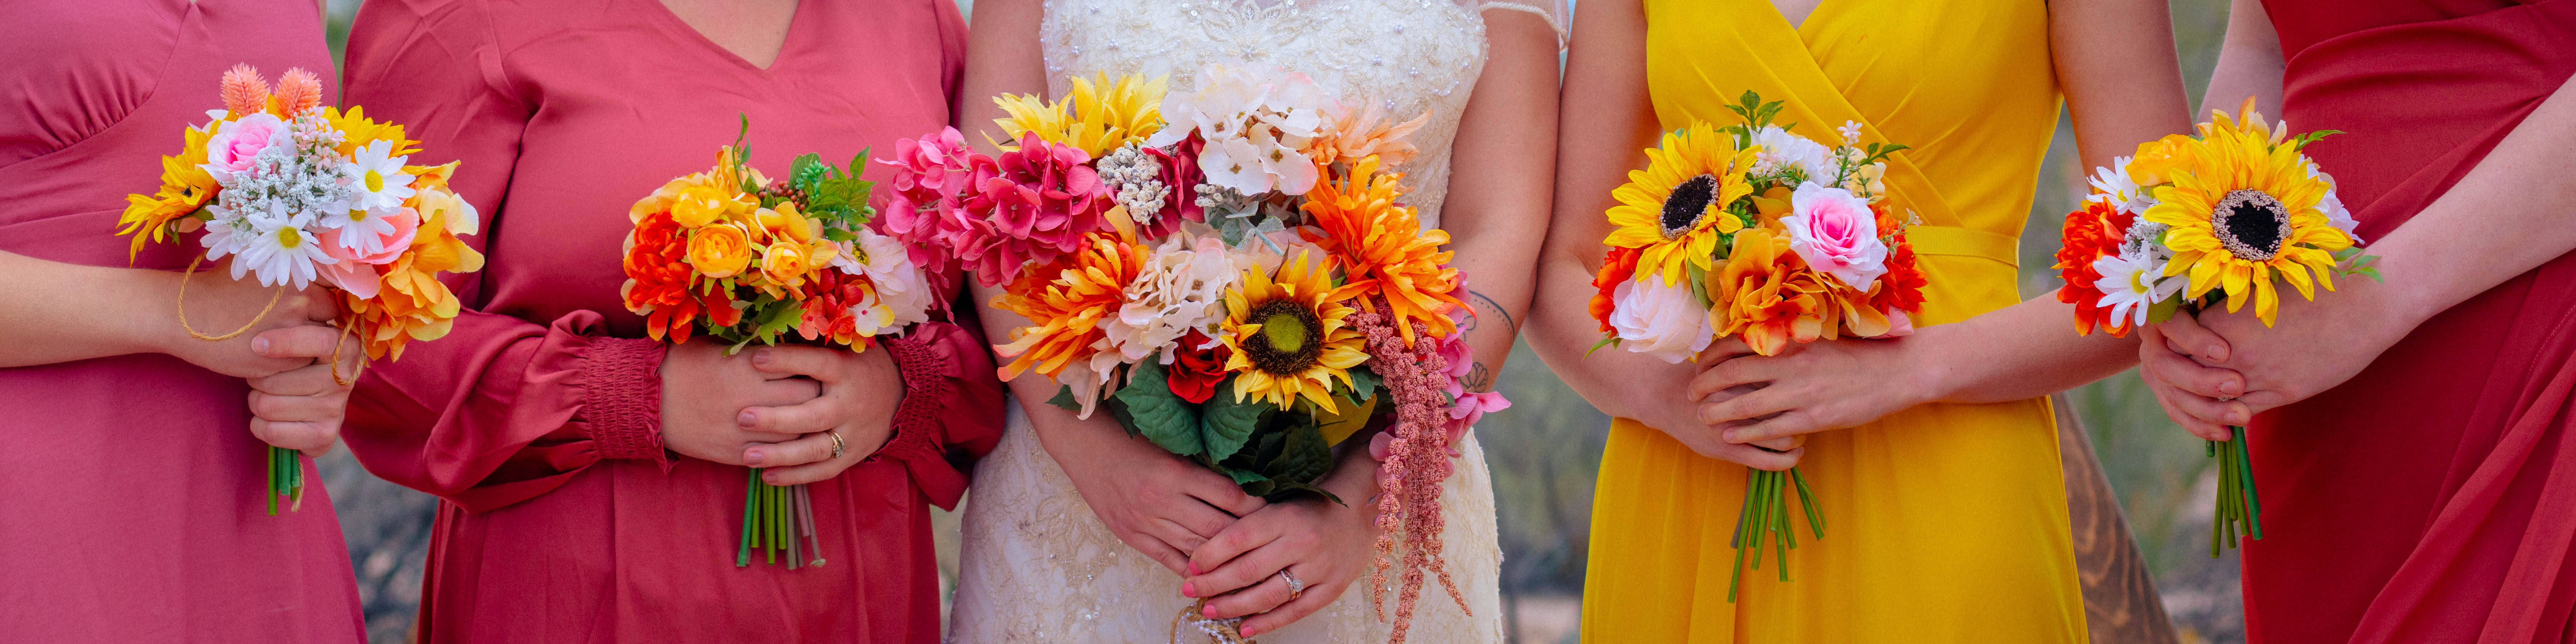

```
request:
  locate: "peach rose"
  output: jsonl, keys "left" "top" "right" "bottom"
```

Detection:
{"left": 687, "top": 222, "right": 753, "bottom": 278}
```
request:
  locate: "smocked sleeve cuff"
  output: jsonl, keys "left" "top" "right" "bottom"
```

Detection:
{"left": 875, "top": 322, "right": 1006, "bottom": 510}
{"left": 575, "top": 335, "right": 672, "bottom": 470}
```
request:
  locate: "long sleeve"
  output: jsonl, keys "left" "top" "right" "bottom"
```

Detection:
{"left": 877, "top": 312, "right": 1004, "bottom": 510}
{"left": 337, "top": 0, "right": 666, "bottom": 512}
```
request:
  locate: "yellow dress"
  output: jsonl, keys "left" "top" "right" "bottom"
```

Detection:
{"left": 1579, "top": 0, "right": 2084, "bottom": 641}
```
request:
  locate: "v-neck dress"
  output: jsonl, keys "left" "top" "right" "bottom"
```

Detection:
{"left": 1580, "top": 0, "right": 2085, "bottom": 641}
{"left": 0, "top": 0, "right": 364, "bottom": 641}
{"left": 337, "top": 1, "right": 1000, "bottom": 642}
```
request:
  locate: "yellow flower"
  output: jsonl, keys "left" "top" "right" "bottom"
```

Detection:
{"left": 760, "top": 241, "right": 810, "bottom": 290}
{"left": 687, "top": 222, "right": 754, "bottom": 278}
{"left": 1220, "top": 250, "right": 1369, "bottom": 412}
{"left": 1603, "top": 124, "right": 1759, "bottom": 286}
{"left": 2144, "top": 105, "right": 2354, "bottom": 326}
{"left": 325, "top": 105, "right": 418, "bottom": 158}
{"left": 115, "top": 122, "right": 221, "bottom": 261}
{"left": 993, "top": 73, "right": 1168, "bottom": 158}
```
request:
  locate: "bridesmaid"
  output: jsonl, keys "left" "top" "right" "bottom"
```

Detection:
{"left": 1526, "top": 0, "right": 2190, "bottom": 640}
{"left": 336, "top": 0, "right": 1001, "bottom": 641}
{"left": 0, "top": 0, "right": 363, "bottom": 640}
{"left": 2142, "top": 1, "right": 2576, "bottom": 641}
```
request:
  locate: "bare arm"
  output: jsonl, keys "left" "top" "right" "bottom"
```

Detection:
{"left": 0, "top": 250, "right": 329, "bottom": 377}
{"left": 1432, "top": 10, "right": 1559, "bottom": 392}
{"left": 955, "top": 0, "right": 1047, "bottom": 140}
{"left": 2200, "top": 0, "right": 2285, "bottom": 117}
{"left": 1522, "top": 0, "right": 1801, "bottom": 469}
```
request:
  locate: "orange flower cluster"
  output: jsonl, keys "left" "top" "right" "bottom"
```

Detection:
{"left": 621, "top": 146, "right": 848, "bottom": 343}
{"left": 1589, "top": 246, "right": 1641, "bottom": 333}
{"left": 1300, "top": 156, "right": 1463, "bottom": 346}
{"left": 991, "top": 233, "right": 1149, "bottom": 381}
{"left": 1704, "top": 193, "right": 1921, "bottom": 356}
{"left": 343, "top": 162, "right": 484, "bottom": 360}
{"left": 2055, "top": 199, "right": 2134, "bottom": 337}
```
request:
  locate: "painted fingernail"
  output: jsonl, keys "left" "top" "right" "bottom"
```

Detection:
{"left": 1181, "top": 581, "right": 1196, "bottom": 597}
{"left": 737, "top": 410, "right": 757, "bottom": 427}
{"left": 1203, "top": 604, "right": 1218, "bottom": 618}
{"left": 1188, "top": 562, "right": 1202, "bottom": 576}
{"left": 1720, "top": 430, "right": 1740, "bottom": 443}
{"left": 752, "top": 349, "right": 772, "bottom": 367}
{"left": 745, "top": 449, "right": 766, "bottom": 466}
{"left": 252, "top": 337, "right": 271, "bottom": 354}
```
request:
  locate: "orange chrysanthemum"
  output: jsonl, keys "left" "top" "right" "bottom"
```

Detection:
{"left": 2054, "top": 200, "right": 2133, "bottom": 336}
{"left": 1590, "top": 246, "right": 1641, "bottom": 334}
{"left": 1299, "top": 156, "right": 1463, "bottom": 346}
{"left": 1710, "top": 227, "right": 1830, "bottom": 356}
{"left": 992, "top": 233, "right": 1149, "bottom": 381}
{"left": 345, "top": 195, "right": 485, "bottom": 360}
{"left": 1310, "top": 103, "right": 1430, "bottom": 168}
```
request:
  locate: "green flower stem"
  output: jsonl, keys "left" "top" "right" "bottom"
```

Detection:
{"left": 737, "top": 468, "right": 758, "bottom": 566}
{"left": 2207, "top": 426, "right": 2265, "bottom": 557}
{"left": 1727, "top": 466, "right": 1824, "bottom": 602}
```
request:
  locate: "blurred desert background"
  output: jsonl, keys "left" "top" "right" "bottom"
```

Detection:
{"left": 314, "top": 0, "right": 2253, "bottom": 641}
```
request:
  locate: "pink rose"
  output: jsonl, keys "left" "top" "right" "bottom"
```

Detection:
{"left": 319, "top": 207, "right": 420, "bottom": 266}
{"left": 1782, "top": 182, "right": 1890, "bottom": 290}
{"left": 200, "top": 113, "right": 287, "bottom": 183}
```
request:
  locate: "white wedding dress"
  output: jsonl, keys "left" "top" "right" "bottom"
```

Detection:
{"left": 949, "top": 1, "right": 1561, "bottom": 642}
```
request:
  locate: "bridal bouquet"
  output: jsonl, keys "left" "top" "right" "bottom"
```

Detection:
{"left": 1588, "top": 92, "right": 1926, "bottom": 601}
{"left": 883, "top": 66, "right": 1504, "bottom": 643}
{"left": 114, "top": 64, "right": 486, "bottom": 516}
{"left": 2054, "top": 99, "right": 2375, "bottom": 556}
{"left": 620, "top": 120, "right": 936, "bottom": 568}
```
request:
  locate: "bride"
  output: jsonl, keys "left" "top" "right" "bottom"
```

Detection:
{"left": 947, "top": 0, "right": 1564, "bottom": 641}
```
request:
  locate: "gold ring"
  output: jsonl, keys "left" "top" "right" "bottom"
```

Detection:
{"left": 828, "top": 430, "right": 847, "bottom": 460}
{"left": 1279, "top": 570, "right": 1304, "bottom": 602}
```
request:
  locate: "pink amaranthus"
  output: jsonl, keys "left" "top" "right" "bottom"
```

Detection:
{"left": 1351, "top": 297, "right": 1469, "bottom": 644}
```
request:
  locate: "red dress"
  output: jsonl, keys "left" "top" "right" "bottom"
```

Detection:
{"left": 0, "top": 0, "right": 364, "bottom": 641}
{"left": 2247, "top": 1, "right": 2576, "bottom": 642}
{"left": 337, "top": 0, "right": 1000, "bottom": 642}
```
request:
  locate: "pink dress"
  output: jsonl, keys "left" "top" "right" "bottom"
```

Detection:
{"left": 337, "top": 0, "right": 1000, "bottom": 642}
{"left": 0, "top": 0, "right": 365, "bottom": 641}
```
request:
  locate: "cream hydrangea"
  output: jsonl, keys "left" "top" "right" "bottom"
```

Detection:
{"left": 1102, "top": 232, "right": 1235, "bottom": 362}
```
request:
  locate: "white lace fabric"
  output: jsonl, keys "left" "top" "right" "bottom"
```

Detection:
{"left": 951, "top": 3, "right": 1539, "bottom": 641}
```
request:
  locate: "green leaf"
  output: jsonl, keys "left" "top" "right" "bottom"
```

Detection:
{"left": 2146, "top": 295, "right": 2185, "bottom": 325}
{"left": 1226, "top": 468, "right": 1269, "bottom": 485}
{"left": 1045, "top": 385, "right": 1082, "bottom": 412}
{"left": 1268, "top": 479, "right": 1343, "bottom": 506}
{"left": 1115, "top": 361, "right": 1204, "bottom": 456}
{"left": 1585, "top": 335, "right": 1622, "bottom": 357}
{"left": 1339, "top": 364, "right": 1381, "bottom": 408}
{"left": 1199, "top": 384, "right": 1263, "bottom": 462}
{"left": 1268, "top": 424, "right": 1336, "bottom": 489}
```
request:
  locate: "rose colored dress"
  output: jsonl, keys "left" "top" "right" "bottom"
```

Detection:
{"left": 2243, "top": 1, "right": 2576, "bottom": 643}
{"left": 0, "top": 0, "right": 365, "bottom": 641}
{"left": 336, "top": 1, "right": 999, "bottom": 642}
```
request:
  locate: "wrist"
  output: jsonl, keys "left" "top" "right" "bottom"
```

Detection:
{"left": 1891, "top": 327, "right": 1954, "bottom": 407}
{"left": 134, "top": 269, "right": 189, "bottom": 357}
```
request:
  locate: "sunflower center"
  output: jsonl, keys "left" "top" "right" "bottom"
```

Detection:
{"left": 1243, "top": 299, "right": 1324, "bottom": 376}
{"left": 2210, "top": 189, "right": 2291, "bottom": 261}
{"left": 1660, "top": 174, "right": 1720, "bottom": 239}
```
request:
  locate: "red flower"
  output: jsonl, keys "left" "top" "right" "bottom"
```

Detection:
{"left": 622, "top": 210, "right": 703, "bottom": 341}
{"left": 1166, "top": 329, "right": 1231, "bottom": 404}
{"left": 1868, "top": 233, "right": 1928, "bottom": 317}
{"left": 796, "top": 268, "right": 874, "bottom": 348}
{"left": 1589, "top": 246, "right": 1641, "bottom": 333}
{"left": 1137, "top": 133, "right": 1207, "bottom": 239}
{"left": 2054, "top": 200, "right": 2132, "bottom": 337}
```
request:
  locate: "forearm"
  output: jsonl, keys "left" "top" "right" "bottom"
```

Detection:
{"left": 2368, "top": 75, "right": 2576, "bottom": 326}
{"left": 1434, "top": 10, "right": 1559, "bottom": 393}
{"left": 2201, "top": 0, "right": 2285, "bottom": 117}
{"left": 1905, "top": 295, "right": 2139, "bottom": 406}
{"left": 955, "top": 0, "right": 1046, "bottom": 148}
{"left": 2051, "top": 0, "right": 2193, "bottom": 170}
{"left": 0, "top": 251, "right": 173, "bottom": 366}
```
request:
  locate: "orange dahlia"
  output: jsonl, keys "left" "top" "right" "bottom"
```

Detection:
{"left": 622, "top": 209, "right": 703, "bottom": 341}
{"left": 2054, "top": 199, "right": 2133, "bottom": 336}
{"left": 992, "top": 233, "right": 1149, "bottom": 381}
{"left": 1299, "top": 155, "right": 1462, "bottom": 346}
{"left": 1590, "top": 246, "right": 1642, "bottom": 334}
{"left": 1711, "top": 227, "right": 1829, "bottom": 356}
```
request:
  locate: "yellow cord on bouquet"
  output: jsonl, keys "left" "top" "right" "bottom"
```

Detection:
{"left": 176, "top": 255, "right": 283, "bottom": 341}
{"left": 327, "top": 317, "right": 369, "bottom": 386}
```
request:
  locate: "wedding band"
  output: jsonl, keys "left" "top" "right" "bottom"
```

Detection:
{"left": 1279, "top": 570, "right": 1305, "bottom": 602}
{"left": 828, "top": 430, "right": 847, "bottom": 460}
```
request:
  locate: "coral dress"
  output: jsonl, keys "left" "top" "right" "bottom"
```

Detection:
{"left": 2240, "top": 2, "right": 2576, "bottom": 643}
{"left": 337, "top": 0, "right": 1000, "bottom": 642}
{"left": 1580, "top": 0, "right": 2085, "bottom": 641}
{"left": 0, "top": 0, "right": 364, "bottom": 641}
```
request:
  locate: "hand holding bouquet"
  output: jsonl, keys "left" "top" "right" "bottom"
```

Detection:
{"left": 620, "top": 120, "right": 936, "bottom": 567}
{"left": 1586, "top": 92, "right": 1927, "bottom": 601}
{"left": 886, "top": 66, "right": 1502, "bottom": 643}
{"left": 115, "top": 65, "right": 485, "bottom": 515}
{"left": 2054, "top": 98, "right": 2377, "bottom": 556}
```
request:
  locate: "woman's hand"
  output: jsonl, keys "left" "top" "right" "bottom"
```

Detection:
{"left": 658, "top": 341, "right": 820, "bottom": 465}
{"left": 735, "top": 345, "right": 905, "bottom": 485}
{"left": 1638, "top": 381, "right": 1808, "bottom": 471}
{"left": 159, "top": 276, "right": 343, "bottom": 379}
{"left": 2139, "top": 282, "right": 2413, "bottom": 436}
{"left": 1687, "top": 335, "right": 1933, "bottom": 446}
{"left": 2136, "top": 320, "right": 2250, "bottom": 440}
{"left": 240, "top": 324, "right": 364, "bottom": 456}
{"left": 1177, "top": 494, "right": 1374, "bottom": 637}
{"left": 1053, "top": 428, "right": 1270, "bottom": 576}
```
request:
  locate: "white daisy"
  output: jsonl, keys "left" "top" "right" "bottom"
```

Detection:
{"left": 1751, "top": 125, "right": 1834, "bottom": 184}
{"left": 320, "top": 206, "right": 403, "bottom": 254}
{"left": 205, "top": 208, "right": 335, "bottom": 289}
{"left": 2090, "top": 250, "right": 2183, "bottom": 331}
{"left": 343, "top": 140, "right": 417, "bottom": 213}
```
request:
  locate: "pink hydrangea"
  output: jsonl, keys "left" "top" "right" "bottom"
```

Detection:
{"left": 876, "top": 127, "right": 994, "bottom": 281}
{"left": 955, "top": 132, "right": 1112, "bottom": 286}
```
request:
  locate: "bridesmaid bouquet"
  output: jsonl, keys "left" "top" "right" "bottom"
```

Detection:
{"left": 2053, "top": 99, "right": 2376, "bottom": 556}
{"left": 883, "top": 66, "right": 1504, "bottom": 643}
{"left": 1586, "top": 92, "right": 1927, "bottom": 601}
{"left": 619, "top": 119, "right": 937, "bottom": 568}
{"left": 113, "top": 64, "right": 485, "bottom": 515}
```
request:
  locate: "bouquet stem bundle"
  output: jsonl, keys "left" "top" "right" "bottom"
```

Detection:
{"left": 737, "top": 470, "right": 823, "bottom": 568}
{"left": 2208, "top": 427, "right": 2263, "bottom": 556}
{"left": 265, "top": 445, "right": 304, "bottom": 515}
{"left": 1727, "top": 466, "right": 1822, "bottom": 602}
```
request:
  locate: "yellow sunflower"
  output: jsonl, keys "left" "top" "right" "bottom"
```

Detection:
{"left": 1604, "top": 124, "right": 1758, "bottom": 286}
{"left": 2143, "top": 105, "right": 2355, "bottom": 326}
{"left": 993, "top": 73, "right": 1168, "bottom": 158}
{"left": 1220, "top": 250, "right": 1369, "bottom": 412}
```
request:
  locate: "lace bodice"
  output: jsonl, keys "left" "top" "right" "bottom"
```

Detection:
{"left": 1040, "top": 0, "right": 1554, "bottom": 228}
